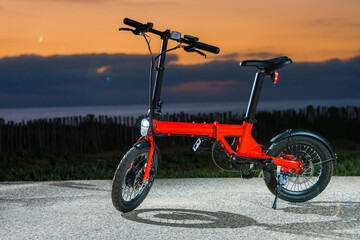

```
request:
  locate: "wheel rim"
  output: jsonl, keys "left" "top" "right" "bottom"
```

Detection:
{"left": 277, "top": 143, "right": 323, "bottom": 192}
{"left": 121, "top": 152, "right": 155, "bottom": 202}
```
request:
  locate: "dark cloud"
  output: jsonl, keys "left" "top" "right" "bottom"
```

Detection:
{"left": 0, "top": 53, "right": 359, "bottom": 108}
{"left": 210, "top": 52, "right": 285, "bottom": 60}
{"left": 244, "top": 52, "right": 285, "bottom": 59}
{"left": 209, "top": 53, "right": 239, "bottom": 60}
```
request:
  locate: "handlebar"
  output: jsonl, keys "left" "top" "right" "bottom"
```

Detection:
{"left": 123, "top": 18, "right": 142, "bottom": 28}
{"left": 185, "top": 40, "right": 220, "bottom": 54}
{"left": 123, "top": 18, "right": 164, "bottom": 36}
{"left": 122, "top": 18, "right": 220, "bottom": 54}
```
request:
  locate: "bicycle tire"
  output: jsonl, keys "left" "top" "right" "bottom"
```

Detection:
{"left": 263, "top": 136, "right": 333, "bottom": 202}
{"left": 112, "top": 146, "right": 158, "bottom": 212}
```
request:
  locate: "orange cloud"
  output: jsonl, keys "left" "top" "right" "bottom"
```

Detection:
{"left": 96, "top": 65, "right": 110, "bottom": 73}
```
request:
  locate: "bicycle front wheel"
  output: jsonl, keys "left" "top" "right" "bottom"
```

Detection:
{"left": 112, "top": 146, "right": 158, "bottom": 212}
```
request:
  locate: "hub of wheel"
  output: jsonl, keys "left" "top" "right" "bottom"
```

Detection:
{"left": 125, "top": 166, "right": 138, "bottom": 187}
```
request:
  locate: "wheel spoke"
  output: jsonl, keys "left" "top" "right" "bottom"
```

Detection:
{"left": 118, "top": 151, "right": 157, "bottom": 203}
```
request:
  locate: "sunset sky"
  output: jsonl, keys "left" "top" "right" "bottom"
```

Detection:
{"left": 0, "top": 0, "right": 359, "bottom": 109}
{"left": 1, "top": 0, "right": 359, "bottom": 63}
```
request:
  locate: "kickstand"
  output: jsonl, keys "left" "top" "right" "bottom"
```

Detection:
{"left": 272, "top": 167, "right": 288, "bottom": 209}
{"left": 272, "top": 183, "right": 282, "bottom": 209}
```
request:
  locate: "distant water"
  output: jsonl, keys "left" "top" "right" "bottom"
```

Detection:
{"left": 0, "top": 98, "right": 359, "bottom": 123}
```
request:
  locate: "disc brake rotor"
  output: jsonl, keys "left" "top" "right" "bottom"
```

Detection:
{"left": 125, "top": 166, "right": 138, "bottom": 187}
{"left": 278, "top": 146, "right": 322, "bottom": 191}
{"left": 287, "top": 150, "right": 315, "bottom": 183}
{"left": 133, "top": 168, "right": 145, "bottom": 194}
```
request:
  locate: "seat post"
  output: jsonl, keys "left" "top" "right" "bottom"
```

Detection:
{"left": 244, "top": 69, "right": 266, "bottom": 123}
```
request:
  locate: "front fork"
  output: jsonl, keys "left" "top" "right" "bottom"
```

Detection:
{"left": 141, "top": 136, "right": 155, "bottom": 184}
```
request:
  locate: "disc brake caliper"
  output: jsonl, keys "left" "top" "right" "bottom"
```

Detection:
{"left": 278, "top": 153, "right": 305, "bottom": 175}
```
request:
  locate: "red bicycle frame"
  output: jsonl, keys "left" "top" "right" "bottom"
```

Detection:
{"left": 141, "top": 119, "right": 303, "bottom": 183}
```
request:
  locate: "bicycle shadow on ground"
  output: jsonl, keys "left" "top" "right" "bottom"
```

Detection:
{"left": 122, "top": 208, "right": 256, "bottom": 229}
{"left": 49, "top": 182, "right": 109, "bottom": 192}
{"left": 122, "top": 201, "right": 360, "bottom": 239}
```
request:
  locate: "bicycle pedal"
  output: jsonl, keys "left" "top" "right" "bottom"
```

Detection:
{"left": 192, "top": 138, "right": 202, "bottom": 152}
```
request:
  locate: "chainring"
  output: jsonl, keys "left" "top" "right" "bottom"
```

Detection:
{"left": 211, "top": 139, "right": 259, "bottom": 178}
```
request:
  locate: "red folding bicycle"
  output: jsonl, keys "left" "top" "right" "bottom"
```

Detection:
{"left": 112, "top": 18, "right": 336, "bottom": 212}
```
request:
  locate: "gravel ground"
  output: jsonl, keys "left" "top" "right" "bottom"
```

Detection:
{"left": 1, "top": 177, "right": 360, "bottom": 240}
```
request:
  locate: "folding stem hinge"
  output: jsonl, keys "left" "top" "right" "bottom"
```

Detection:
{"left": 155, "top": 67, "right": 165, "bottom": 72}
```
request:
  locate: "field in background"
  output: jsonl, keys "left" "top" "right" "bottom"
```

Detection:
{"left": 1, "top": 149, "right": 359, "bottom": 181}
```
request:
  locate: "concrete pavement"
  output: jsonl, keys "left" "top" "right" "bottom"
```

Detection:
{"left": 1, "top": 177, "right": 360, "bottom": 239}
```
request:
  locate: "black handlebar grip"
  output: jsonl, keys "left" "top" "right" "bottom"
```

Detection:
{"left": 195, "top": 42, "right": 220, "bottom": 54}
{"left": 123, "top": 18, "right": 143, "bottom": 28}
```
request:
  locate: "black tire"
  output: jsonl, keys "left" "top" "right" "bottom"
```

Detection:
{"left": 263, "top": 136, "right": 333, "bottom": 202}
{"left": 112, "top": 146, "right": 158, "bottom": 212}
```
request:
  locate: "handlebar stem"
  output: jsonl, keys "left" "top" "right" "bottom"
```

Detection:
{"left": 151, "top": 33, "right": 170, "bottom": 116}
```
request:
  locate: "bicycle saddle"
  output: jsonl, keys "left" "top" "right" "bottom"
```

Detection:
{"left": 240, "top": 56, "right": 292, "bottom": 71}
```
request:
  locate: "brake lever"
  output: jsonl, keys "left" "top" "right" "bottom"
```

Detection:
{"left": 194, "top": 49, "right": 207, "bottom": 58}
{"left": 119, "top": 27, "right": 137, "bottom": 34}
{"left": 183, "top": 46, "right": 206, "bottom": 58}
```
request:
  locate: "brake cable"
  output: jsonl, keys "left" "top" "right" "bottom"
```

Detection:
{"left": 141, "top": 32, "right": 182, "bottom": 135}
{"left": 142, "top": 33, "right": 154, "bottom": 62}
{"left": 140, "top": 31, "right": 204, "bottom": 134}
{"left": 154, "top": 43, "right": 182, "bottom": 62}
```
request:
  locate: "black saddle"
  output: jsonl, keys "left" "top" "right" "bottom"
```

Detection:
{"left": 240, "top": 56, "right": 292, "bottom": 71}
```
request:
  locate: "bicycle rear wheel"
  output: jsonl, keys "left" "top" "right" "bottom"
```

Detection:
{"left": 263, "top": 136, "right": 333, "bottom": 202}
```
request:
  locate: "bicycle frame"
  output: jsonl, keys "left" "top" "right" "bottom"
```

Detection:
{"left": 113, "top": 18, "right": 336, "bottom": 212}
{"left": 139, "top": 36, "right": 304, "bottom": 184}
{"left": 141, "top": 119, "right": 303, "bottom": 182}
